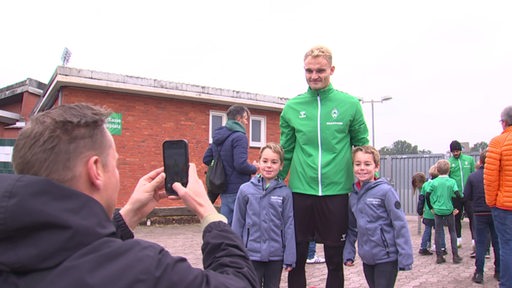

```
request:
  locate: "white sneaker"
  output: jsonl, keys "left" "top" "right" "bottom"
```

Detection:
{"left": 306, "top": 256, "right": 325, "bottom": 264}
{"left": 457, "top": 238, "right": 462, "bottom": 248}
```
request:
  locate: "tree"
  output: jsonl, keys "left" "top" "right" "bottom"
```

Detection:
{"left": 378, "top": 139, "right": 486, "bottom": 155}
{"left": 418, "top": 149, "right": 432, "bottom": 155}
{"left": 379, "top": 140, "right": 421, "bottom": 155}
{"left": 470, "top": 141, "right": 488, "bottom": 153}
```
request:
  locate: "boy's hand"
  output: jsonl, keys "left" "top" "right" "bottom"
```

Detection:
{"left": 453, "top": 209, "right": 459, "bottom": 215}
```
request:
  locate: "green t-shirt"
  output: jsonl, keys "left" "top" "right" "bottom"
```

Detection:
{"left": 426, "top": 176, "right": 459, "bottom": 216}
{"left": 421, "top": 180, "right": 434, "bottom": 219}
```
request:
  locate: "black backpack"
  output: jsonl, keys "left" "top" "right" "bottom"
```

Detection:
{"left": 206, "top": 143, "right": 227, "bottom": 199}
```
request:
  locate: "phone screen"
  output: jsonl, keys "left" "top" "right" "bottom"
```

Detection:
{"left": 163, "top": 140, "right": 189, "bottom": 195}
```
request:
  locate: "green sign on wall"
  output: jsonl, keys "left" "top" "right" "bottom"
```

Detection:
{"left": 106, "top": 113, "right": 122, "bottom": 135}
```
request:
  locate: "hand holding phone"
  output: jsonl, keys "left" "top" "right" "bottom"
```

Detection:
{"left": 163, "top": 140, "right": 189, "bottom": 196}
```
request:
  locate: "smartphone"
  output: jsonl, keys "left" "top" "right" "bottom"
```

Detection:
{"left": 162, "top": 140, "right": 189, "bottom": 196}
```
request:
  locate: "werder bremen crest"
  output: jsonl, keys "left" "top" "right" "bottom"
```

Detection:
{"left": 331, "top": 108, "right": 339, "bottom": 119}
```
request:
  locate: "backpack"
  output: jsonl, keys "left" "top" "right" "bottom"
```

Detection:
{"left": 206, "top": 144, "right": 227, "bottom": 197}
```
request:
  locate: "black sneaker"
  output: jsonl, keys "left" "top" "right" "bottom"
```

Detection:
{"left": 441, "top": 248, "right": 448, "bottom": 256}
{"left": 472, "top": 272, "right": 483, "bottom": 284}
{"left": 436, "top": 256, "right": 446, "bottom": 264}
{"left": 419, "top": 248, "right": 433, "bottom": 255}
{"left": 453, "top": 255, "right": 463, "bottom": 264}
{"left": 470, "top": 251, "right": 476, "bottom": 258}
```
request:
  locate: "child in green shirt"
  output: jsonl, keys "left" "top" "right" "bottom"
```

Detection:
{"left": 426, "top": 159, "right": 463, "bottom": 264}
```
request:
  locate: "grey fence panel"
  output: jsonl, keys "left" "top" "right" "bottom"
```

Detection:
{"left": 379, "top": 154, "right": 445, "bottom": 215}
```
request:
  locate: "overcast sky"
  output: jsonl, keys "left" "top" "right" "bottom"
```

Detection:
{"left": 2, "top": 0, "right": 511, "bottom": 153}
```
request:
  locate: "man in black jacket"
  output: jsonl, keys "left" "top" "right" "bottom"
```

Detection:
{"left": 203, "top": 105, "right": 258, "bottom": 225}
{"left": 0, "top": 103, "right": 258, "bottom": 288}
{"left": 464, "top": 150, "right": 500, "bottom": 284}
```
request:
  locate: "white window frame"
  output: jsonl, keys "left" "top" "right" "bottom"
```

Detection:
{"left": 209, "top": 111, "right": 227, "bottom": 143}
{"left": 249, "top": 115, "right": 266, "bottom": 148}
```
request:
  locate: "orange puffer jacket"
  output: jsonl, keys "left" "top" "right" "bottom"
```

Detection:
{"left": 484, "top": 125, "right": 512, "bottom": 210}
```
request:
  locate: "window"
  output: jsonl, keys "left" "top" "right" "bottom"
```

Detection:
{"left": 209, "top": 111, "right": 226, "bottom": 143}
{"left": 208, "top": 111, "right": 266, "bottom": 148}
{"left": 250, "top": 116, "right": 266, "bottom": 147}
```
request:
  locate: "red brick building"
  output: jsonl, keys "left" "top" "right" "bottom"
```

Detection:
{"left": 0, "top": 66, "right": 286, "bottom": 210}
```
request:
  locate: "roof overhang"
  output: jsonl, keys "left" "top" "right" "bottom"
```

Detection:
{"left": 0, "top": 110, "right": 21, "bottom": 125}
{"left": 36, "top": 67, "right": 287, "bottom": 113}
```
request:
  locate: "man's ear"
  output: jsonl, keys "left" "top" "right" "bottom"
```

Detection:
{"left": 86, "top": 155, "right": 103, "bottom": 190}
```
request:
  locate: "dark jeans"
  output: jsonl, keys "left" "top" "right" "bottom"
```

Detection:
{"left": 464, "top": 200, "right": 474, "bottom": 239}
{"left": 362, "top": 260, "right": 398, "bottom": 288}
{"left": 434, "top": 214, "right": 458, "bottom": 256}
{"left": 220, "top": 193, "right": 237, "bottom": 226}
{"left": 252, "top": 260, "right": 283, "bottom": 288}
{"left": 492, "top": 207, "right": 512, "bottom": 287}
{"left": 420, "top": 218, "right": 446, "bottom": 250}
{"left": 473, "top": 214, "right": 500, "bottom": 274}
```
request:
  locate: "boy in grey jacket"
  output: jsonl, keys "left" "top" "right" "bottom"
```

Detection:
{"left": 344, "top": 145, "right": 413, "bottom": 288}
{"left": 232, "top": 143, "right": 296, "bottom": 288}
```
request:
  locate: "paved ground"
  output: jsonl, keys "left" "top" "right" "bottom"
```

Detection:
{"left": 135, "top": 216, "right": 500, "bottom": 288}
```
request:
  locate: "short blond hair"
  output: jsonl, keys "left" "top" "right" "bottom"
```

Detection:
{"left": 436, "top": 159, "right": 450, "bottom": 175}
{"left": 304, "top": 46, "right": 333, "bottom": 65}
{"left": 259, "top": 142, "right": 284, "bottom": 163}
{"left": 428, "top": 164, "right": 439, "bottom": 178}
{"left": 352, "top": 145, "right": 380, "bottom": 167}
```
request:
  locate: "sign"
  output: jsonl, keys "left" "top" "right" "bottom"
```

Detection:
{"left": 106, "top": 113, "right": 122, "bottom": 135}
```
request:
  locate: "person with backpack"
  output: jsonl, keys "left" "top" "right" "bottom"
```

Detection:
{"left": 1, "top": 103, "right": 258, "bottom": 287}
{"left": 203, "top": 105, "right": 259, "bottom": 225}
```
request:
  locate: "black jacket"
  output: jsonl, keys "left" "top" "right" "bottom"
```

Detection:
{"left": 464, "top": 166, "right": 491, "bottom": 214}
{"left": 203, "top": 124, "right": 257, "bottom": 194}
{"left": 0, "top": 174, "right": 257, "bottom": 288}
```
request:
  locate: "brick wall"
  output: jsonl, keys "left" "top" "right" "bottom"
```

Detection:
{"left": 61, "top": 87, "right": 282, "bottom": 208}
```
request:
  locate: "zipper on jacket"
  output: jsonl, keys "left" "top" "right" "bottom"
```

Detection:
{"left": 380, "top": 228, "right": 390, "bottom": 258}
{"left": 245, "top": 228, "right": 250, "bottom": 248}
{"left": 457, "top": 158, "right": 464, "bottom": 190}
{"left": 317, "top": 92, "right": 322, "bottom": 196}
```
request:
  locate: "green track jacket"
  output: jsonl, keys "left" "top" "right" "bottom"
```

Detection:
{"left": 448, "top": 154, "right": 475, "bottom": 196}
{"left": 279, "top": 84, "right": 369, "bottom": 196}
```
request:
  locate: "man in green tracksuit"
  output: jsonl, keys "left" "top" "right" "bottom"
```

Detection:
{"left": 448, "top": 140, "right": 475, "bottom": 248}
{"left": 279, "top": 45, "right": 369, "bottom": 288}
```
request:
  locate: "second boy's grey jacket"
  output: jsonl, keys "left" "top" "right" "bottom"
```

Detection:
{"left": 232, "top": 176, "right": 296, "bottom": 267}
{"left": 344, "top": 178, "right": 413, "bottom": 270}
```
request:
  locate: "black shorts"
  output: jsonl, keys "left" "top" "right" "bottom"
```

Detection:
{"left": 292, "top": 193, "right": 349, "bottom": 246}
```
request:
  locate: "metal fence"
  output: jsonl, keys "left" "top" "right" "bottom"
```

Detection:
{"left": 379, "top": 152, "right": 480, "bottom": 215}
